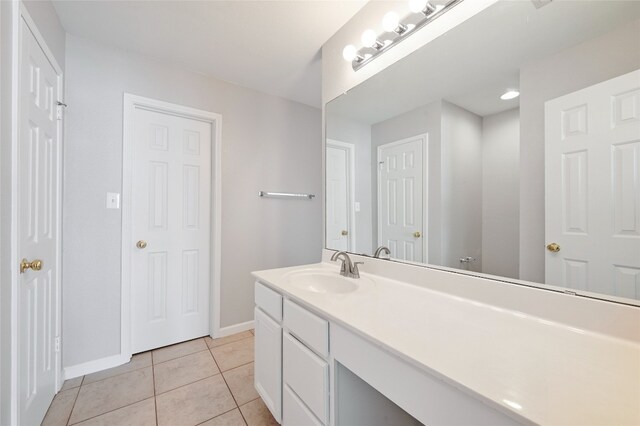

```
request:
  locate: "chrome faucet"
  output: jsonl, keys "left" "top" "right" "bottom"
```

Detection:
{"left": 373, "top": 246, "right": 391, "bottom": 259}
{"left": 330, "top": 251, "right": 363, "bottom": 278}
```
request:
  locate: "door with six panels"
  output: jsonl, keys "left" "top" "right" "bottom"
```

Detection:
{"left": 131, "top": 107, "right": 212, "bottom": 353}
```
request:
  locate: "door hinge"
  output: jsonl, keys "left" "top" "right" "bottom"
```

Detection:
{"left": 55, "top": 336, "right": 61, "bottom": 352}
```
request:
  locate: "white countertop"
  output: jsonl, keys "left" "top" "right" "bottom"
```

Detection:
{"left": 252, "top": 262, "right": 640, "bottom": 426}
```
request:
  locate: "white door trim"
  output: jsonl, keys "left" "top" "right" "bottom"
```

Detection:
{"left": 121, "top": 94, "right": 222, "bottom": 359}
{"left": 326, "top": 139, "right": 356, "bottom": 251}
{"left": 7, "top": 4, "right": 65, "bottom": 424}
{"left": 377, "top": 133, "right": 429, "bottom": 262}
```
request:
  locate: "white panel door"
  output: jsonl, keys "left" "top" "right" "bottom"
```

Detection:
{"left": 18, "top": 18, "right": 61, "bottom": 426}
{"left": 378, "top": 137, "right": 424, "bottom": 262}
{"left": 545, "top": 69, "right": 640, "bottom": 299}
{"left": 131, "top": 108, "right": 212, "bottom": 352}
{"left": 326, "top": 143, "right": 351, "bottom": 251}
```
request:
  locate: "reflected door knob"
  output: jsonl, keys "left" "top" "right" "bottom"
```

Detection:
{"left": 20, "top": 258, "right": 43, "bottom": 274}
{"left": 341, "top": 230, "right": 348, "bottom": 236}
{"left": 413, "top": 231, "right": 422, "bottom": 238}
{"left": 136, "top": 240, "right": 148, "bottom": 249}
{"left": 546, "top": 243, "right": 560, "bottom": 252}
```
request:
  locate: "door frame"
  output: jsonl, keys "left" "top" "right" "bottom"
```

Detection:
{"left": 4, "top": 4, "right": 65, "bottom": 424}
{"left": 377, "top": 134, "right": 428, "bottom": 262}
{"left": 121, "top": 94, "right": 222, "bottom": 359}
{"left": 326, "top": 139, "right": 356, "bottom": 251}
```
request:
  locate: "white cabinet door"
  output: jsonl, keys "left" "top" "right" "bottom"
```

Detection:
{"left": 254, "top": 307, "right": 282, "bottom": 423}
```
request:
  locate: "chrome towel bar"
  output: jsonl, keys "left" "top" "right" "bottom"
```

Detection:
{"left": 258, "top": 191, "right": 315, "bottom": 200}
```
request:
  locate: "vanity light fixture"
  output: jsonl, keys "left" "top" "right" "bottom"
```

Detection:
{"left": 500, "top": 90, "right": 520, "bottom": 100}
{"left": 409, "top": 0, "right": 436, "bottom": 15}
{"left": 343, "top": 44, "right": 364, "bottom": 63}
{"left": 382, "top": 11, "right": 408, "bottom": 35}
{"left": 361, "top": 29, "right": 385, "bottom": 50}
{"left": 343, "top": 0, "right": 464, "bottom": 71}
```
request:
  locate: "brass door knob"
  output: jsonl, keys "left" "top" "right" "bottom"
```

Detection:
{"left": 341, "top": 230, "right": 348, "bottom": 236}
{"left": 136, "top": 240, "right": 148, "bottom": 249}
{"left": 20, "top": 258, "right": 43, "bottom": 274}
{"left": 547, "top": 243, "right": 560, "bottom": 252}
{"left": 413, "top": 231, "right": 422, "bottom": 238}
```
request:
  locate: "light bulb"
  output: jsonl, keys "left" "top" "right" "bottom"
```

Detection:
{"left": 409, "top": 0, "right": 428, "bottom": 13}
{"left": 500, "top": 90, "right": 520, "bottom": 100}
{"left": 382, "top": 11, "right": 400, "bottom": 32}
{"left": 342, "top": 45, "right": 358, "bottom": 62}
{"left": 361, "top": 29, "right": 378, "bottom": 48}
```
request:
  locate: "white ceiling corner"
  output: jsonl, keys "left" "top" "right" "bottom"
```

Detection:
{"left": 51, "top": 0, "right": 367, "bottom": 108}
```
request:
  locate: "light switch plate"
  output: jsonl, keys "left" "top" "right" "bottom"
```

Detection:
{"left": 106, "top": 192, "right": 120, "bottom": 209}
{"left": 354, "top": 202, "right": 361, "bottom": 212}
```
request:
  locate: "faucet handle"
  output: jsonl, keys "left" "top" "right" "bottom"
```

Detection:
{"left": 338, "top": 259, "right": 347, "bottom": 275}
{"left": 351, "top": 262, "right": 364, "bottom": 278}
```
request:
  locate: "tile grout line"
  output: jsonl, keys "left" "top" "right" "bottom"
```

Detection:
{"left": 67, "top": 396, "right": 155, "bottom": 426}
{"left": 194, "top": 406, "right": 244, "bottom": 426}
{"left": 76, "top": 334, "right": 253, "bottom": 388}
{"left": 52, "top": 333, "right": 254, "bottom": 426}
{"left": 152, "top": 351, "right": 158, "bottom": 426}
{"left": 65, "top": 380, "right": 83, "bottom": 426}
{"left": 210, "top": 349, "right": 249, "bottom": 426}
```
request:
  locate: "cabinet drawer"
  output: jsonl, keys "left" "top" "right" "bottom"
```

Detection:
{"left": 283, "top": 333, "right": 329, "bottom": 424}
{"left": 283, "top": 384, "right": 323, "bottom": 426}
{"left": 283, "top": 299, "right": 329, "bottom": 357}
{"left": 255, "top": 281, "right": 282, "bottom": 322}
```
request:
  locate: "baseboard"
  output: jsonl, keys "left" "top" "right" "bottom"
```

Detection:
{"left": 215, "top": 320, "right": 254, "bottom": 338}
{"left": 63, "top": 353, "right": 129, "bottom": 380}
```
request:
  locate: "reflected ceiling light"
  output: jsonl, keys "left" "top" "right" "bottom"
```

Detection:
{"left": 500, "top": 90, "right": 520, "bottom": 100}
{"left": 383, "top": 11, "right": 408, "bottom": 34}
{"left": 503, "top": 400, "right": 523, "bottom": 411}
{"left": 342, "top": 0, "right": 463, "bottom": 70}
{"left": 361, "top": 29, "right": 384, "bottom": 50}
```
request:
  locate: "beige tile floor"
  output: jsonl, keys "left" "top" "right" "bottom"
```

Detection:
{"left": 42, "top": 330, "right": 279, "bottom": 426}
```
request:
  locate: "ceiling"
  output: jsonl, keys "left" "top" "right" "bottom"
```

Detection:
{"left": 327, "top": 0, "right": 640, "bottom": 124}
{"left": 52, "top": 0, "right": 367, "bottom": 108}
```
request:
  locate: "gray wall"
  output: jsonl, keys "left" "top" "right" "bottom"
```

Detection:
{"left": 63, "top": 35, "right": 322, "bottom": 367}
{"left": 482, "top": 108, "right": 520, "bottom": 279}
{"left": 326, "top": 113, "right": 373, "bottom": 254}
{"left": 440, "top": 101, "right": 482, "bottom": 271}
{"left": 370, "top": 101, "right": 442, "bottom": 263}
{"left": 519, "top": 19, "right": 640, "bottom": 283}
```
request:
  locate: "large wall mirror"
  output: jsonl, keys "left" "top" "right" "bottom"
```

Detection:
{"left": 325, "top": 0, "right": 640, "bottom": 305}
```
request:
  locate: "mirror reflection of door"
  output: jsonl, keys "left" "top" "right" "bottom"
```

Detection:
{"left": 545, "top": 69, "right": 640, "bottom": 299}
{"left": 326, "top": 140, "right": 354, "bottom": 251}
{"left": 377, "top": 135, "right": 426, "bottom": 263}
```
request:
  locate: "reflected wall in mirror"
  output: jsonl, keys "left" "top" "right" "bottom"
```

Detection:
{"left": 325, "top": 0, "right": 640, "bottom": 304}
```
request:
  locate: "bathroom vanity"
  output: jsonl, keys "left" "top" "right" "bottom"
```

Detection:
{"left": 253, "top": 251, "right": 640, "bottom": 426}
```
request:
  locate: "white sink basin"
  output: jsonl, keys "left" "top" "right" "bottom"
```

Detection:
{"left": 285, "top": 269, "right": 371, "bottom": 294}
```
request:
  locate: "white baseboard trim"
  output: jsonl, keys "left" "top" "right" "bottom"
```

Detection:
{"left": 63, "top": 353, "right": 130, "bottom": 380}
{"left": 214, "top": 320, "right": 254, "bottom": 338}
